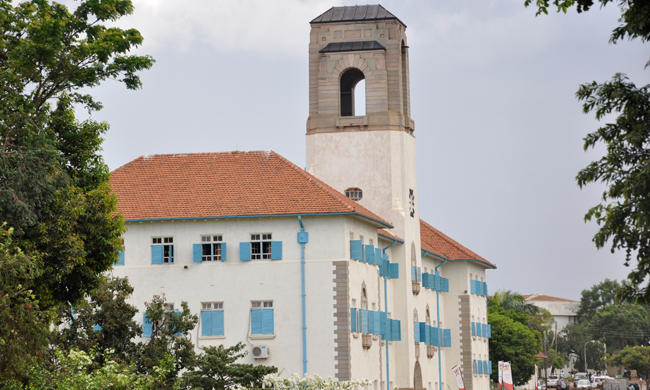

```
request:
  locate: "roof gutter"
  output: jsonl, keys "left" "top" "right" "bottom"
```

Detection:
{"left": 125, "top": 211, "right": 393, "bottom": 229}
{"left": 421, "top": 249, "right": 496, "bottom": 270}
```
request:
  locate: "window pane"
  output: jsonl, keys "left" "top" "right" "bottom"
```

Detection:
{"left": 213, "top": 243, "right": 221, "bottom": 260}
{"left": 202, "top": 244, "right": 212, "bottom": 261}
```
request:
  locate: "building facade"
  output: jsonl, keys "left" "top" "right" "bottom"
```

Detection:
{"left": 111, "top": 5, "right": 496, "bottom": 390}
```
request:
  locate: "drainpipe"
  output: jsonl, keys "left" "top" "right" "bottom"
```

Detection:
{"left": 298, "top": 216, "right": 309, "bottom": 376}
{"left": 435, "top": 257, "right": 449, "bottom": 390}
{"left": 382, "top": 238, "right": 398, "bottom": 390}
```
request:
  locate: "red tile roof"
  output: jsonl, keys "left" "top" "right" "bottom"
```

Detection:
{"left": 522, "top": 294, "right": 578, "bottom": 303}
{"left": 110, "top": 151, "right": 391, "bottom": 226}
{"left": 420, "top": 219, "right": 495, "bottom": 268}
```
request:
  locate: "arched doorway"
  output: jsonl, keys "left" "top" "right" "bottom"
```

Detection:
{"left": 340, "top": 68, "right": 365, "bottom": 116}
{"left": 414, "top": 361, "right": 423, "bottom": 390}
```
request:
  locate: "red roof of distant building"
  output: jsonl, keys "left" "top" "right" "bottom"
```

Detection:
{"left": 420, "top": 219, "right": 495, "bottom": 268}
{"left": 522, "top": 294, "right": 578, "bottom": 302}
{"left": 110, "top": 151, "right": 391, "bottom": 226}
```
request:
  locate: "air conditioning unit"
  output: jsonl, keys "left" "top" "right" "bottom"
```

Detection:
{"left": 252, "top": 345, "right": 269, "bottom": 359}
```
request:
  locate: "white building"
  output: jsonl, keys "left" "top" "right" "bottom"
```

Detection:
{"left": 111, "top": 5, "right": 496, "bottom": 390}
{"left": 522, "top": 294, "right": 579, "bottom": 333}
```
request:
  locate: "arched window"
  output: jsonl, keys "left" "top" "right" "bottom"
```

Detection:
{"left": 345, "top": 187, "right": 362, "bottom": 201}
{"left": 340, "top": 68, "right": 365, "bottom": 117}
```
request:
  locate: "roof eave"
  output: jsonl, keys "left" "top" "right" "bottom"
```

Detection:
{"left": 421, "top": 249, "right": 497, "bottom": 269}
{"left": 124, "top": 211, "right": 393, "bottom": 229}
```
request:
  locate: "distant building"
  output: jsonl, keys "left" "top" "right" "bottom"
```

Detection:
{"left": 522, "top": 294, "right": 579, "bottom": 332}
{"left": 110, "top": 5, "right": 497, "bottom": 390}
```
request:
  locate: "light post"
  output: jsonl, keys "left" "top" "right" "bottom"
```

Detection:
{"left": 584, "top": 340, "right": 596, "bottom": 373}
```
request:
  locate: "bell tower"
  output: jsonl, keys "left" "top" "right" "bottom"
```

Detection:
{"left": 306, "top": 4, "right": 418, "bottom": 239}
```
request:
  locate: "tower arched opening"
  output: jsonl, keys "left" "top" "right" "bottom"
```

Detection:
{"left": 340, "top": 68, "right": 365, "bottom": 117}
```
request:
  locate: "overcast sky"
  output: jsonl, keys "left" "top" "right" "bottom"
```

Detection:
{"left": 81, "top": 0, "right": 648, "bottom": 300}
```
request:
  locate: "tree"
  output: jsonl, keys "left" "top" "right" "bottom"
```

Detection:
{"left": 0, "top": 0, "right": 154, "bottom": 307}
{"left": 537, "top": 349, "right": 565, "bottom": 372}
{"left": 181, "top": 343, "right": 278, "bottom": 390}
{"left": 49, "top": 276, "right": 141, "bottom": 366}
{"left": 609, "top": 346, "right": 650, "bottom": 380}
{"left": 588, "top": 303, "right": 650, "bottom": 348}
{"left": 524, "top": 0, "right": 650, "bottom": 303}
{"left": 0, "top": 225, "right": 53, "bottom": 384}
{"left": 577, "top": 279, "right": 621, "bottom": 318}
{"left": 138, "top": 294, "right": 198, "bottom": 386}
{"left": 489, "top": 290, "right": 541, "bottom": 317}
{"left": 489, "top": 311, "right": 540, "bottom": 386}
{"left": 557, "top": 322, "right": 606, "bottom": 372}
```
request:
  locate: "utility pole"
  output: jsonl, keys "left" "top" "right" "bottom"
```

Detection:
{"left": 544, "top": 332, "right": 548, "bottom": 388}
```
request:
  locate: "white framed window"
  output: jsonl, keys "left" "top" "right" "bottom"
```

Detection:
{"left": 251, "top": 234, "right": 272, "bottom": 260}
{"left": 152, "top": 237, "right": 174, "bottom": 264}
{"left": 345, "top": 187, "right": 363, "bottom": 201}
{"left": 201, "top": 235, "right": 223, "bottom": 261}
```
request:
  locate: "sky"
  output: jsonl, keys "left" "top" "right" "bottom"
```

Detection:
{"left": 79, "top": 0, "right": 648, "bottom": 300}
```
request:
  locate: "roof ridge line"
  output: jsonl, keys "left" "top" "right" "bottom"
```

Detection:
{"left": 420, "top": 218, "right": 483, "bottom": 260}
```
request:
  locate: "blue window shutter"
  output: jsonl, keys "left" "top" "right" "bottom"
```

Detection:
{"left": 424, "top": 324, "right": 431, "bottom": 345}
{"left": 375, "top": 248, "right": 381, "bottom": 265}
{"left": 201, "top": 311, "right": 212, "bottom": 336}
{"left": 350, "top": 308, "right": 357, "bottom": 332}
{"left": 489, "top": 360, "right": 493, "bottom": 374}
{"left": 444, "top": 328, "right": 451, "bottom": 347}
{"left": 396, "top": 320, "right": 401, "bottom": 341}
{"left": 476, "top": 322, "right": 482, "bottom": 337}
{"left": 483, "top": 282, "right": 488, "bottom": 296}
{"left": 389, "top": 263, "right": 399, "bottom": 279}
{"left": 250, "top": 310, "right": 262, "bottom": 334}
{"left": 484, "top": 360, "right": 488, "bottom": 375}
{"left": 419, "top": 323, "right": 428, "bottom": 344}
{"left": 470, "top": 280, "right": 476, "bottom": 294}
{"left": 262, "top": 309, "right": 274, "bottom": 334}
{"left": 482, "top": 324, "right": 488, "bottom": 338}
{"left": 417, "top": 267, "right": 422, "bottom": 282}
{"left": 116, "top": 249, "right": 125, "bottom": 266}
{"left": 365, "top": 245, "right": 375, "bottom": 264}
{"left": 443, "top": 278, "right": 449, "bottom": 292}
{"left": 213, "top": 310, "right": 224, "bottom": 336}
{"left": 193, "top": 244, "right": 202, "bottom": 262}
{"left": 151, "top": 245, "right": 163, "bottom": 264}
{"left": 350, "top": 240, "right": 363, "bottom": 261}
{"left": 368, "top": 311, "right": 375, "bottom": 334}
{"left": 411, "top": 266, "right": 416, "bottom": 281}
{"left": 414, "top": 321, "right": 421, "bottom": 342}
{"left": 221, "top": 243, "right": 227, "bottom": 261}
{"left": 143, "top": 313, "right": 153, "bottom": 337}
{"left": 488, "top": 324, "right": 492, "bottom": 338}
{"left": 434, "top": 274, "right": 441, "bottom": 291}
{"left": 239, "top": 242, "right": 251, "bottom": 261}
{"left": 380, "top": 312, "right": 388, "bottom": 340}
{"left": 385, "top": 317, "right": 392, "bottom": 341}
{"left": 471, "top": 322, "right": 476, "bottom": 336}
{"left": 422, "top": 273, "right": 428, "bottom": 288}
{"left": 478, "top": 360, "right": 483, "bottom": 374}
{"left": 373, "top": 311, "right": 381, "bottom": 335}
{"left": 271, "top": 241, "right": 282, "bottom": 260}
{"left": 362, "top": 310, "right": 369, "bottom": 334}
{"left": 474, "top": 360, "right": 477, "bottom": 374}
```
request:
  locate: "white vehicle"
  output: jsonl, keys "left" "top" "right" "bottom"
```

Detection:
{"left": 592, "top": 376, "right": 614, "bottom": 388}
{"left": 548, "top": 375, "right": 559, "bottom": 388}
{"left": 577, "top": 380, "right": 591, "bottom": 389}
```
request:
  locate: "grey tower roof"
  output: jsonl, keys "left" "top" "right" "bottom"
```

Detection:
{"left": 311, "top": 5, "right": 405, "bottom": 27}
{"left": 319, "top": 41, "right": 386, "bottom": 53}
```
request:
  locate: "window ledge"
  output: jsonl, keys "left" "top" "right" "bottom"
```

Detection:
{"left": 200, "top": 335, "right": 226, "bottom": 340}
{"left": 352, "top": 333, "right": 360, "bottom": 339}
{"left": 250, "top": 334, "right": 276, "bottom": 340}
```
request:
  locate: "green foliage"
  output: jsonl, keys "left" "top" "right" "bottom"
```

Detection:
{"left": 181, "top": 342, "right": 277, "bottom": 390}
{"left": 557, "top": 322, "right": 606, "bottom": 371}
{"left": 0, "top": 0, "right": 154, "bottom": 307}
{"left": 588, "top": 303, "right": 650, "bottom": 347}
{"left": 609, "top": 346, "right": 650, "bottom": 380}
{"left": 488, "top": 310, "right": 540, "bottom": 386}
{"left": 537, "top": 349, "right": 565, "bottom": 371}
{"left": 259, "top": 374, "right": 374, "bottom": 390}
{"left": 16, "top": 349, "right": 175, "bottom": 390}
{"left": 577, "top": 279, "right": 621, "bottom": 318}
{"left": 49, "top": 276, "right": 141, "bottom": 366}
{"left": 0, "top": 225, "right": 53, "bottom": 384}
{"left": 489, "top": 290, "right": 541, "bottom": 316}
{"left": 138, "top": 294, "right": 198, "bottom": 385}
